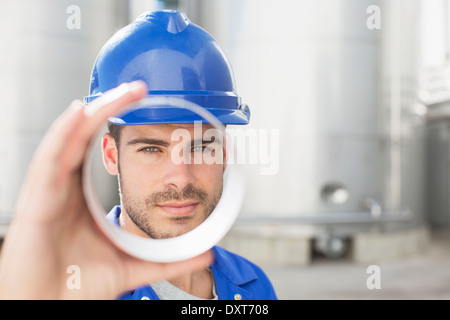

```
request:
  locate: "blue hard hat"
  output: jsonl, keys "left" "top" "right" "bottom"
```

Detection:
{"left": 84, "top": 10, "right": 250, "bottom": 125}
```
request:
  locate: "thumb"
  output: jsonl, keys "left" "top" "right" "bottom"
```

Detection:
{"left": 119, "top": 250, "right": 214, "bottom": 293}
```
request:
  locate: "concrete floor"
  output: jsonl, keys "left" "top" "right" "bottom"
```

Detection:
{"left": 260, "top": 229, "right": 450, "bottom": 300}
{"left": 1, "top": 225, "right": 448, "bottom": 300}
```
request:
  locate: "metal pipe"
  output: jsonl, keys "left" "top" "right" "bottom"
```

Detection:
{"left": 446, "top": 0, "right": 450, "bottom": 61}
{"left": 235, "top": 209, "right": 412, "bottom": 225}
{"left": 426, "top": 105, "right": 450, "bottom": 120}
{"left": 389, "top": 0, "right": 403, "bottom": 211}
{"left": 363, "top": 197, "right": 382, "bottom": 220}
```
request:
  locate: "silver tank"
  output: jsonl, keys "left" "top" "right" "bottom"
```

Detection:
{"left": 0, "top": 0, "right": 129, "bottom": 234}
{"left": 181, "top": 0, "right": 427, "bottom": 253}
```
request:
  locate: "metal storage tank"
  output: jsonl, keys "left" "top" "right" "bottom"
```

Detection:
{"left": 0, "top": 0, "right": 129, "bottom": 236}
{"left": 181, "top": 0, "right": 430, "bottom": 263}
{"left": 421, "top": 1, "right": 450, "bottom": 230}
{"left": 0, "top": 0, "right": 432, "bottom": 265}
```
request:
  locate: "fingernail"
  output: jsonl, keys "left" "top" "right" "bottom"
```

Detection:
{"left": 127, "top": 80, "right": 147, "bottom": 93}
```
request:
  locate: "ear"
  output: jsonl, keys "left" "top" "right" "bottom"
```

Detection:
{"left": 102, "top": 133, "right": 119, "bottom": 175}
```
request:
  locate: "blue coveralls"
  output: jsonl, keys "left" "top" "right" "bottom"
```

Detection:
{"left": 107, "top": 206, "right": 278, "bottom": 300}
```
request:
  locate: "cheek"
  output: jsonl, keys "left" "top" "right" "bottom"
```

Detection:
{"left": 194, "top": 164, "right": 224, "bottom": 192}
{"left": 118, "top": 158, "right": 160, "bottom": 195}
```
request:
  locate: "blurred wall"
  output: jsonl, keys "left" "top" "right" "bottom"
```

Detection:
{"left": 0, "top": 0, "right": 442, "bottom": 240}
{"left": 182, "top": 1, "right": 412, "bottom": 213}
{"left": 0, "top": 0, "right": 129, "bottom": 233}
{"left": 179, "top": 0, "right": 431, "bottom": 239}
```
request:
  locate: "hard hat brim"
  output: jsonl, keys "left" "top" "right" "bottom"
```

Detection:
{"left": 106, "top": 106, "right": 250, "bottom": 125}
{"left": 85, "top": 91, "right": 250, "bottom": 125}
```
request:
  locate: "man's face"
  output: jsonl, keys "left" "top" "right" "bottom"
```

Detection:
{"left": 102, "top": 123, "right": 225, "bottom": 239}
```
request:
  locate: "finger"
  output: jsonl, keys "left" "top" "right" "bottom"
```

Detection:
{"left": 36, "top": 82, "right": 146, "bottom": 182}
{"left": 82, "top": 81, "right": 147, "bottom": 138}
{"left": 14, "top": 82, "right": 147, "bottom": 218}
{"left": 31, "top": 82, "right": 146, "bottom": 169}
{"left": 62, "top": 81, "right": 147, "bottom": 173}
{"left": 30, "top": 99, "right": 85, "bottom": 165}
{"left": 15, "top": 100, "right": 87, "bottom": 209}
{"left": 120, "top": 250, "right": 215, "bottom": 294}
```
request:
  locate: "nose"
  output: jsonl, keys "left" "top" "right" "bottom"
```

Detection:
{"left": 162, "top": 155, "right": 196, "bottom": 191}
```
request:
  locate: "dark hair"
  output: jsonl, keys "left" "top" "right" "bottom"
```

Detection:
{"left": 108, "top": 122, "right": 123, "bottom": 144}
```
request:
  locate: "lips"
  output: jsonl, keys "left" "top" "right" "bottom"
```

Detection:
{"left": 157, "top": 201, "right": 199, "bottom": 216}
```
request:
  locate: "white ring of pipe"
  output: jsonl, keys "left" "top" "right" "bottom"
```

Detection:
{"left": 82, "top": 97, "right": 244, "bottom": 262}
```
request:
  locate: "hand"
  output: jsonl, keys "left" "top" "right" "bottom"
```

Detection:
{"left": 0, "top": 81, "right": 213, "bottom": 299}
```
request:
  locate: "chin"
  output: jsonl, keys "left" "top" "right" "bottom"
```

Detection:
{"left": 161, "top": 225, "right": 199, "bottom": 239}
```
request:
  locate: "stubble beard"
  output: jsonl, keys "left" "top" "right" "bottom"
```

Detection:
{"left": 117, "top": 171, "right": 222, "bottom": 239}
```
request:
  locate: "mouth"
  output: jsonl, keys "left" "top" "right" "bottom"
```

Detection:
{"left": 156, "top": 201, "right": 199, "bottom": 216}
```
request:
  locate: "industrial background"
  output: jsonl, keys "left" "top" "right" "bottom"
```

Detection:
{"left": 1, "top": 0, "right": 450, "bottom": 299}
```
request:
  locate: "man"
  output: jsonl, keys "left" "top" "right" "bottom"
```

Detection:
{"left": 0, "top": 10, "right": 276, "bottom": 300}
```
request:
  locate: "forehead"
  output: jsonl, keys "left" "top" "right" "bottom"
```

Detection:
{"left": 120, "top": 123, "right": 216, "bottom": 139}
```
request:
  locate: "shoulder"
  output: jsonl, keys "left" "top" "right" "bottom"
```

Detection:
{"left": 212, "top": 246, "right": 267, "bottom": 278}
{"left": 211, "top": 246, "right": 277, "bottom": 300}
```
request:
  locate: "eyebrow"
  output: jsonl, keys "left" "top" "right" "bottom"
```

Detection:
{"left": 126, "top": 138, "right": 170, "bottom": 147}
{"left": 126, "top": 137, "right": 224, "bottom": 148}
{"left": 192, "top": 137, "right": 223, "bottom": 145}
